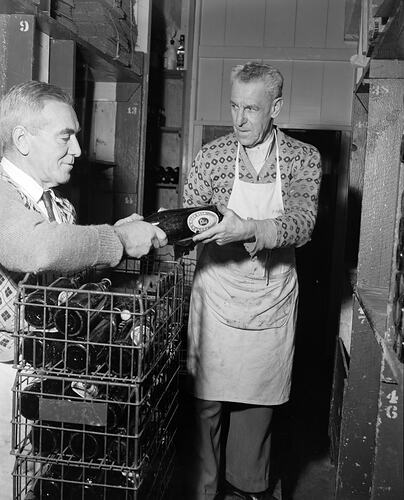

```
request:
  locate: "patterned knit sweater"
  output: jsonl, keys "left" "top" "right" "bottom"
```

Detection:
{"left": 183, "top": 128, "right": 322, "bottom": 251}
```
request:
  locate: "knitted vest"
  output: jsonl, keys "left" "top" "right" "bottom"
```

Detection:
{"left": 0, "top": 169, "right": 76, "bottom": 341}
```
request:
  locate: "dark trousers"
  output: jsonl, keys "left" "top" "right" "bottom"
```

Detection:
{"left": 188, "top": 398, "right": 274, "bottom": 499}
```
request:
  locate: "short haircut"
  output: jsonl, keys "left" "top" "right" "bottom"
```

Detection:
{"left": 231, "top": 62, "right": 283, "bottom": 100}
{"left": 0, "top": 80, "right": 73, "bottom": 153}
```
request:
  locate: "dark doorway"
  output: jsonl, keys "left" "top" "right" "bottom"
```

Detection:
{"left": 273, "top": 129, "right": 344, "bottom": 499}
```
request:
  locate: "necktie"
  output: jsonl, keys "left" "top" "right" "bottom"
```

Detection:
{"left": 42, "top": 190, "right": 56, "bottom": 222}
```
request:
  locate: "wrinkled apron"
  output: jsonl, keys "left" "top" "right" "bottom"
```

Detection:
{"left": 187, "top": 130, "right": 298, "bottom": 405}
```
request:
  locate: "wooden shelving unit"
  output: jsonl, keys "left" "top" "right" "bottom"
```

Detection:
{"left": 332, "top": 1, "right": 404, "bottom": 498}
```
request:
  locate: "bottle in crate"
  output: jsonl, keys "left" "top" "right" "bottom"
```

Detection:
{"left": 30, "top": 464, "right": 74, "bottom": 500}
{"left": 24, "top": 276, "right": 79, "bottom": 329}
{"left": 20, "top": 378, "right": 66, "bottom": 421}
{"left": 107, "top": 425, "right": 136, "bottom": 466}
{"left": 110, "top": 313, "right": 154, "bottom": 378}
{"left": 67, "top": 468, "right": 106, "bottom": 500}
{"left": 64, "top": 315, "right": 117, "bottom": 374}
{"left": 68, "top": 427, "right": 106, "bottom": 461}
{"left": 21, "top": 330, "right": 65, "bottom": 368}
{"left": 28, "top": 421, "right": 71, "bottom": 457}
{"left": 53, "top": 278, "right": 111, "bottom": 337}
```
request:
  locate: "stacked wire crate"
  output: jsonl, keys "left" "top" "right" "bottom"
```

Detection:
{"left": 12, "top": 258, "right": 183, "bottom": 500}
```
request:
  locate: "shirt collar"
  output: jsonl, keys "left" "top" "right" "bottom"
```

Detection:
{"left": 1, "top": 157, "right": 44, "bottom": 203}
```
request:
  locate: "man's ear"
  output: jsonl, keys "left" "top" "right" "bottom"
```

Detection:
{"left": 12, "top": 125, "right": 30, "bottom": 156}
{"left": 270, "top": 97, "right": 283, "bottom": 119}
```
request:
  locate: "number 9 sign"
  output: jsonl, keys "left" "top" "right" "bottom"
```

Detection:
{"left": 19, "top": 20, "right": 30, "bottom": 32}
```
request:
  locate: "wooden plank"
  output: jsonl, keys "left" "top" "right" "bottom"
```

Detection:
{"left": 264, "top": 0, "right": 296, "bottom": 48}
{"left": 326, "top": 0, "right": 351, "bottom": 48}
{"left": 34, "top": 30, "right": 50, "bottom": 82}
{"left": 49, "top": 39, "right": 76, "bottom": 99}
{"left": 200, "top": 0, "right": 226, "bottom": 46}
{"left": 221, "top": 58, "right": 245, "bottom": 122}
{"left": 196, "top": 58, "right": 223, "bottom": 122}
{"left": 357, "top": 79, "right": 404, "bottom": 288}
{"left": 0, "top": 14, "right": 35, "bottom": 95}
{"left": 335, "top": 296, "right": 382, "bottom": 499}
{"left": 289, "top": 61, "right": 323, "bottom": 125}
{"left": 163, "top": 77, "right": 184, "bottom": 128}
{"left": 329, "top": 337, "right": 349, "bottom": 465}
{"left": 114, "top": 82, "right": 142, "bottom": 220}
{"left": 159, "top": 131, "right": 181, "bottom": 168}
{"left": 88, "top": 101, "right": 117, "bottom": 163}
{"left": 346, "top": 91, "right": 368, "bottom": 273}
{"left": 295, "top": 0, "right": 328, "bottom": 47}
{"left": 321, "top": 62, "right": 354, "bottom": 127}
{"left": 369, "top": 59, "right": 404, "bottom": 79}
{"left": 225, "top": 0, "right": 265, "bottom": 47}
{"left": 198, "top": 45, "right": 356, "bottom": 61}
{"left": 370, "top": 358, "right": 403, "bottom": 499}
{"left": 372, "top": 0, "right": 404, "bottom": 60}
{"left": 270, "top": 60, "right": 293, "bottom": 126}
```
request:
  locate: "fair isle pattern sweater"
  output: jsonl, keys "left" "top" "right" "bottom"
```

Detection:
{"left": 183, "top": 129, "right": 322, "bottom": 249}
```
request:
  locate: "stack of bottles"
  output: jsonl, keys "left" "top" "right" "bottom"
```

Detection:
{"left": 154, "top": 166, "right": 179, "bottom": 185}
{"left": 12, "top": 258, "right": 183, "bottom": 500}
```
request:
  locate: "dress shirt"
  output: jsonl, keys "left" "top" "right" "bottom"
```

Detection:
{"left": 1, "top": 157, "right": 62, "bottom": 222}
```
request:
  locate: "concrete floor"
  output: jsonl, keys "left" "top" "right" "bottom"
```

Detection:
{"left": 171, "top": 373, "right": 337, "bottom": 500}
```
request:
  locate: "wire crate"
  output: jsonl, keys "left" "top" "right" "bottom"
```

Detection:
{"left": 12, "top": 338, "right": 179, "bottom": 468}
{"left": 178, "top": 255, "right": 197, "bottom": 372}
{"left": 14, "top": 258, "right": 184, "bottom": 383}
{"left": 13, "top": 432, "right": 176, "bottom": 500}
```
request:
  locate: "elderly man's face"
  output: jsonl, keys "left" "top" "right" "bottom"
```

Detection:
{"left": 26, "top": 100, "right": 81, "bottom": 188}
{"left": 230, "top": 79, "right": 280, "bottom": 148}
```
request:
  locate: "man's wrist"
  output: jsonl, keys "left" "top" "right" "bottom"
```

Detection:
{"left": 244, "top": 219, "right": 257, "bottom": 241}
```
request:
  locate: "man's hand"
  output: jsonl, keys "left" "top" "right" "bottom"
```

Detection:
{"left": 114, "top": 212, "right": 144, "bottom": 226}
{"left": 114, "top": 221, "right": 168, "bottom": 258}
{"left": 192, "top": 207, "right": 256, "bottom": 245}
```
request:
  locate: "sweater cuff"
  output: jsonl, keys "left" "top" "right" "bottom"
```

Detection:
{"left": 244, "top": 219, "right": 278, "bottom": 256}
{"left": 95, "top": 225, "right": 124, "bottom": 267}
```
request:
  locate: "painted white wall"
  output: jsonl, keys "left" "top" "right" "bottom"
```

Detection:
{"left": 189, "top": 0, "right": 357, "bottom": 154}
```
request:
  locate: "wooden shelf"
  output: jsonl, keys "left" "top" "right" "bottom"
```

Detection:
{"left": 160, "top": 126, "right": 181, "bottom": 134}
{"left": 35, "top": 12, "right": 144, "bottom": 82}
{"left": 163, "top": 69, "right": 186, "bottom": 79}
{"left": 156, "top": 183, "right": 178, "bottom": 189}
{"left": 356, "top": 286, "right": 403, "bottom": 386}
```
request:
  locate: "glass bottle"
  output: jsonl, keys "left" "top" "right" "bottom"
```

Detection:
{"left": 20, "top": 378, "right": 65, "bottom": 421}
{"left": 144, "top": 205, "right": 223, "bottom": 244}
{"left": 110, "top": 315, "right": 153, "bottom": 378}
{"left": 53, "top": 278, "right": 111, "bottom": 337}
{"left": 21, "top": 330, "right": 65, "bottom": 368}
{"left": 64, "top": 315, "right": 116, "bottom": 374}
{"left": 24, "top": 276, "right": 79, "bottom": 329}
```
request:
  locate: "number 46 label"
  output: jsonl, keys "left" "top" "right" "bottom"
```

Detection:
{"left": 385, "top": 389, "right": 399, "bottom": 419}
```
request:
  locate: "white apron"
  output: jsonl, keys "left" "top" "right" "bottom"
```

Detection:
{"left": 187, "top": 130, "right": 298, "bottom": 405}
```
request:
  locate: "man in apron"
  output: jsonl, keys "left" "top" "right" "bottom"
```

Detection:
{"left": 183, "top": 62, "right": 322, "bottom": 499}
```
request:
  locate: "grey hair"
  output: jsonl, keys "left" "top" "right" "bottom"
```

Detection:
{"left": 231, "top": 62, "right": 283, "bottom": 100}
{"left": 0, "top": 80, "right": 73, "bottom": 153}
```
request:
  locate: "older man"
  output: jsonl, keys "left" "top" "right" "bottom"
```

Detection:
{"left": 184, "top": 62, "right": 322, "bottom": 499}
{"left": 0, "top": 80, "right": 167, "bottom": 496}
